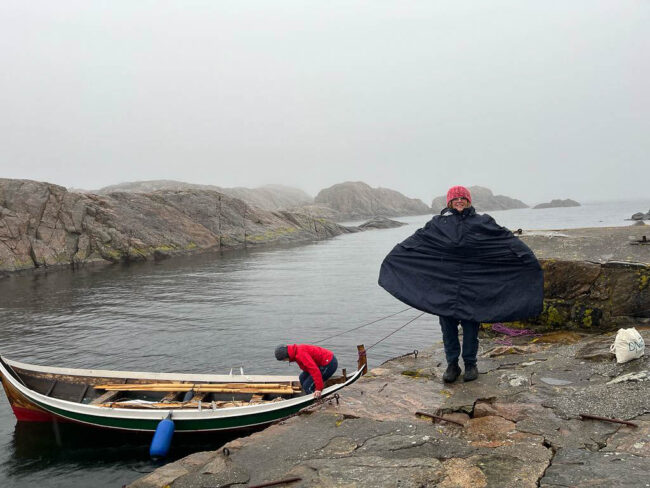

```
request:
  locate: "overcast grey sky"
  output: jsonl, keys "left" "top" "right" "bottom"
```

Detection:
{"left": 1, "top": 1, "right": 648, "bottom": 205}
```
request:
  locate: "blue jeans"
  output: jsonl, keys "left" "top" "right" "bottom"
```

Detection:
{"left": 439, "top": 316, "right": 479, "bottom": 366}
{"left": 299, "top": 356, "right": 338, "bottom": 393}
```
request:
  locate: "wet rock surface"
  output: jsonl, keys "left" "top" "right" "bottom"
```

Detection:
{"left": 128, "top": 329, "right": 650, "bottom": 488}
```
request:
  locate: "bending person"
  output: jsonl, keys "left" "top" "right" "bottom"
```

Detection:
{"left": 275, "top": 344, "right": 338, "bottom": 399}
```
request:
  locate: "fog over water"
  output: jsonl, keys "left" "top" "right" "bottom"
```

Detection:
{"left": 1, "top": 1, "right": 648, "bottom": 204}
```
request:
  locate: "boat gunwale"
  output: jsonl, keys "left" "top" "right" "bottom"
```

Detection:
{"left": 5, "top": 358, "right": 298, "bottom": 383}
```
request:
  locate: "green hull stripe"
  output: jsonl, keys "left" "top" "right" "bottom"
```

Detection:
{"left": 30, "top": 397, "right": 310, "bottom": 432}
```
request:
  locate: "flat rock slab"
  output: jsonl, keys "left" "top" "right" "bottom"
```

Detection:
{"left": 521, "top": 226, "right": 650, "bottom": 264}
{"left": 539, "top": 448, "right": 649, "bottom": 487}
{"left": 127, "top": 332, "right": 650, "bottom": 488}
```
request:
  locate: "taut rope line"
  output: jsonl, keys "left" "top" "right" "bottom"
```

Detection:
{"left": 366, "top": 312, "right": 426, "bottom": 350}
{"left": 312, "top": 307, "right": 412, "bottom": 345}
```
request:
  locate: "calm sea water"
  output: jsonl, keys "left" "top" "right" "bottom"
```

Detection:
{"left": 0, "top": 199, "right": 647, "bottom": 487}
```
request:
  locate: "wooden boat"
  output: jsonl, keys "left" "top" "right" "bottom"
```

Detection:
{"left": 0, "top": 347, "right": 366, "bottom": 433}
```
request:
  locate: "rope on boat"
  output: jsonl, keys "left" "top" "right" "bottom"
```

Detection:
{"left": 312, "top": 307, "right": 412, "bottom": 345}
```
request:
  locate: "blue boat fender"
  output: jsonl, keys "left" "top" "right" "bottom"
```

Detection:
{"left": 150, "top": 412, "right": 175, "bottom": 458}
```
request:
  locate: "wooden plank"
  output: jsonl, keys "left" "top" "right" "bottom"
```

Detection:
{"left": 77, "top": 384, "right": 90, "bottom": 403}
{"left": 93, "top": 383, "right": 299, "bottom": 394}
{"left": 45, "top": 380, "right": 57, "bottom": 397}
{"left": 191, "top": 392, "right": 208, "bottom": 402}
{"left": 100, "top": 400, "right": 251, "bottom": 409}
{"left": 90, "top": 390, "right": 122, "bottom": 405}
{"left": 116, "top": 387, "right": 294, "bottom": 394}
{"left": 161, "top": 391, "right": 180, "bottom": 402}
{"left": 94, "top": 382, "right": 297, "bottom": 390}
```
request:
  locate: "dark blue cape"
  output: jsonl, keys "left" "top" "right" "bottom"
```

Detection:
{"left": 378, "top": 207, "right": 543, "bottom": 322}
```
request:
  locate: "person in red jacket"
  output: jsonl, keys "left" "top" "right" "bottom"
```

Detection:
{"left": 275, "top": 344, "right": 338, "bottom": 399}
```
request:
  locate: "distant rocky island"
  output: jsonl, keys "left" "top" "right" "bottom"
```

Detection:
{"left": 533, "top": 199, "right": 581, "bottom": 209}
{"left": 314, "top": 181, "right": 431, "bottom": 221}
{"left": 97, "top": 180, "right": 313, "bottom": 211}
{"left": 631, "top": 209, "right": 650, "bottom": 221}
{"left": 431, "top": 186, "right": 528, "bottom": 212}
{"left": 99, "top": 180, "right": 432, "bottom": 222}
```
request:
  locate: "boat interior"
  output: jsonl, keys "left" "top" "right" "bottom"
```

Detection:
{"left": 6, "top": 362, "right": 351, "bottom": 409}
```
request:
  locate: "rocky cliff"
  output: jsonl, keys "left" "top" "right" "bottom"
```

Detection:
{"left": 96, "top": 180, "right": 313, "bottom": 211}
{"left": 314, "top": 182, "right": 431, "bottom": 220}
{"left": 0, "top": 179, "right": 350, "bottom": 274}
{"left": 533, "top": 199, "right": 580, "bottom": 209}
{"left": 432, "top": 186, "right": 528, "bottom": 212}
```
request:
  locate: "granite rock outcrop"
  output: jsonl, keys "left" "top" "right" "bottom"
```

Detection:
{"left": 315, "top": 182, "right": 431, "bottom": 221}
{"left": 0, "top": 179, "right": 350, "bottom": 274}
{"left": 533, "top": 199, "right": 580, "bottom": 209}
{"left": 516, "top": 227, "right": 650, "bottom": 330}
{"left": 431, "top": 186, "right": 528, "bottom": 212}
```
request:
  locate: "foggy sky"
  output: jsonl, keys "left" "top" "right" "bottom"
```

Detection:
{"left": 1, "top": 1, "right": 648, "bottom": 205}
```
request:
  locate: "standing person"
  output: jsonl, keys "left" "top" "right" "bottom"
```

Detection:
{"left": 378, "top": 185, "right": 543, "bottom": 383}
{"left": 275, "top": 344, "right": 338, "bottom": 399}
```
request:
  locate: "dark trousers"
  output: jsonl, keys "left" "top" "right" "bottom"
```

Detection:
{"left": 299, "top": 356, "right": 338, "bottom": 393}
{"left": 439, "top": 316, "right": 479, "bottom": 366}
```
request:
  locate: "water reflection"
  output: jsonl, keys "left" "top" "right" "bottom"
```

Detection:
{"left": 7, "top": 419, "right": 255, "bottom": 485}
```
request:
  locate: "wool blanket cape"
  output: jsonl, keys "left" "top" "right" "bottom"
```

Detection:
{"left": 378, "top": 207, "right": 543, "bottom": 322}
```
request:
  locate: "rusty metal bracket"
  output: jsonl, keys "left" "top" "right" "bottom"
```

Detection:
{"left": 332, "top": 393, "right": 340, "bottom": 406}
{"left": 247, "top": 477, "right": 302, "bottom": 488}
{"left": 415, "top": 411, "right": 465, "bottom": 426}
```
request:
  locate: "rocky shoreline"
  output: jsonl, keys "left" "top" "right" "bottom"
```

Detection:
{"left": 0, "top": 179, "right": 409, "bottom": 276}
{"left": 128, "top": 328, "right": 650, "bottom": 488}
{"left": 124, "top": 225, "right": 650, "bottom": 488}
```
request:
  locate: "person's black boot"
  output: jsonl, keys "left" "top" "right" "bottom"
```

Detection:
{"left": 442, "top": 362, "right": 461, "bottom": 383}
{"left": 463, "top": 363, "right": 478, "bottom": 382}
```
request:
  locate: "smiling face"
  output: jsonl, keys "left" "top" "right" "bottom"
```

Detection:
{"left": 450, "top": 197, "right": 469, "bottom": 212}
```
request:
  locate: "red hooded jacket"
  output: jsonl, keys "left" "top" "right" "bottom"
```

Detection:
{"left": 287, "top": 344, "right": 334, "bottom": 391}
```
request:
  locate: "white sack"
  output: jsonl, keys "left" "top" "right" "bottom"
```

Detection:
{"left": 610, "top": 327, "right": 645, "bottom": 364}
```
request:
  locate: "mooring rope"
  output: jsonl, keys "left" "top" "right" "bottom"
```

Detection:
{"left": 366, "top": 312, "right": 426, "bottom": 350}
{"left": 312, "top": 307, "right": 412, "bottom": 345}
